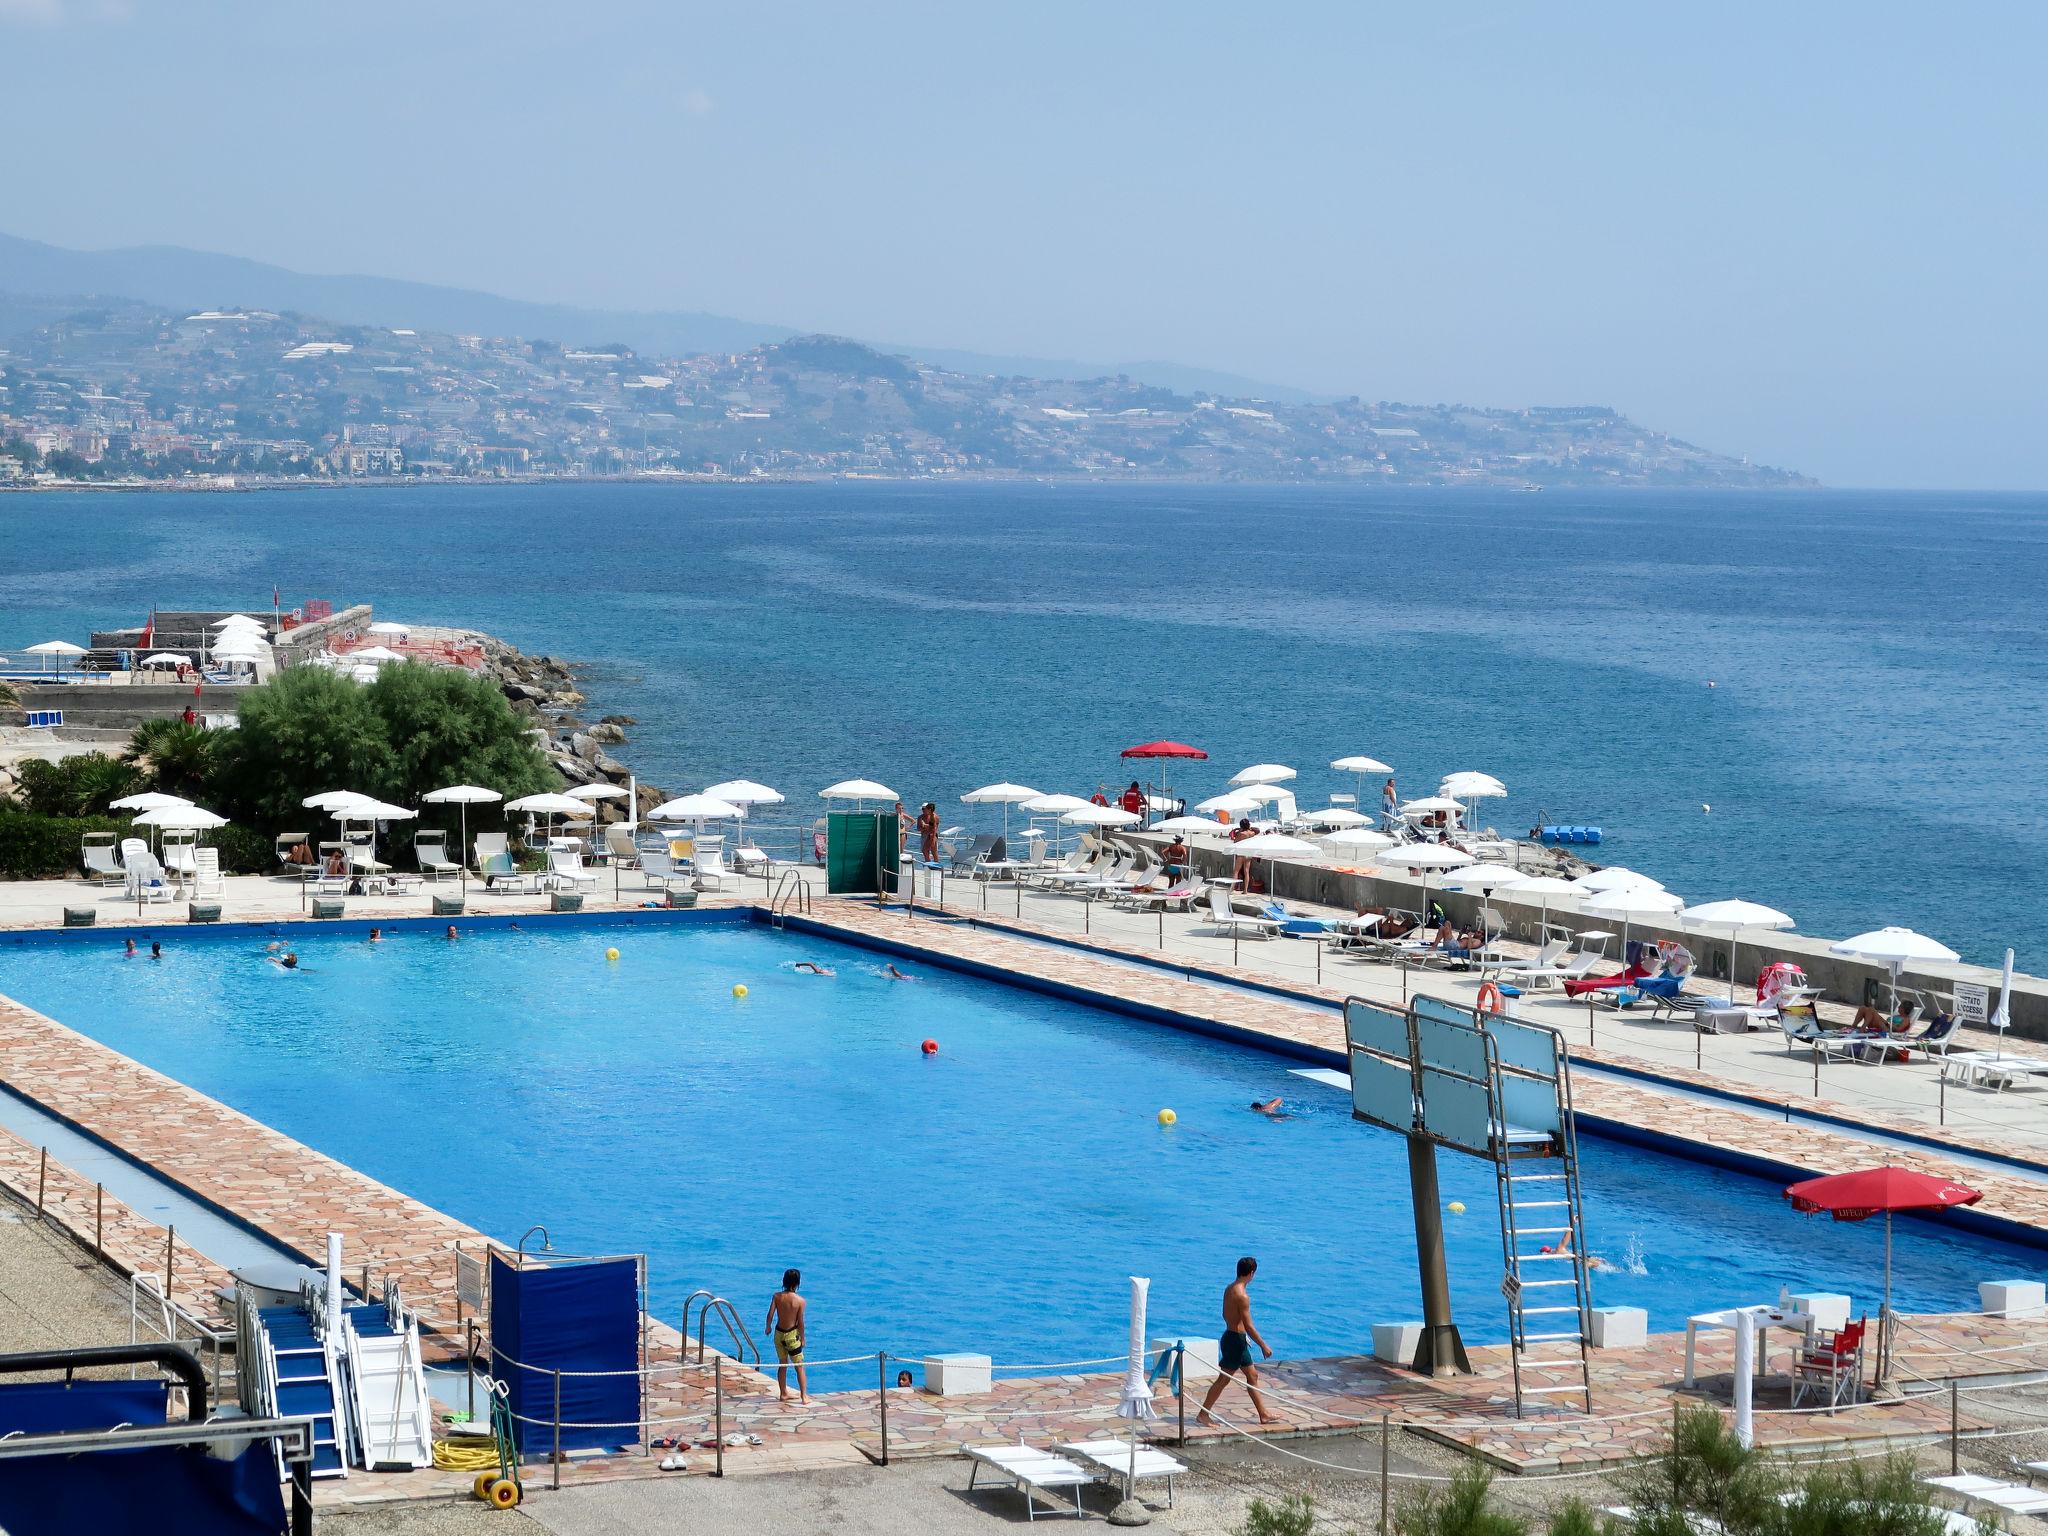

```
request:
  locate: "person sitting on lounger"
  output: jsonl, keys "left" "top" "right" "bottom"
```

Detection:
{"left": 1850, "top": 999, "right": 1916, "bottom": 1034}
{"left": 323, "top": 848, "right": 349, "bottom": 877}
{"left": 286, "top": 841, "right": 315, "bottom": 868}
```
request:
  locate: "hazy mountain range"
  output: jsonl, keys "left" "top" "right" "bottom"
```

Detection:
{"left": 0, "top": 230, "right": 1317, "bottom": 404}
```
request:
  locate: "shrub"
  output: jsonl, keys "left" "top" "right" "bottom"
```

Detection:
{"left": 12, "top": 753, "right": 142, "bottom": 819}
{"left": 1613, "top": 1406, "right": 1780, "bottom": 1536}
{"left": 1771, "top": 1454, "right": 1977, "bottom": 1536}
{"left": 127, "top": 719, "right": 220, "bottom": 803}
{"left": 1395, "top": 1464, "right": 1529, "bottom": 1536}
{"left": 0, "top": 809, "right": 128, "bottom": 879}
{"left": 1242, "top": 1493, "right": 1316, "bottom": 1536}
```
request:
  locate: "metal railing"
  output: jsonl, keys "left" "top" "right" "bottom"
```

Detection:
{"left": 681, "top": 1290, "right": 759, "bottom": 1366}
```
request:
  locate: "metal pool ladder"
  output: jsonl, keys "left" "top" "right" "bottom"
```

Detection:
{"left": 682, "top": 1291, "right": 760, "bottom": 1366}
{"left": 769, "top": 869, "right": 812, "bottom": 928}
{"left": 1489, "top": 1036, "right": 1595, "bottom": 1416}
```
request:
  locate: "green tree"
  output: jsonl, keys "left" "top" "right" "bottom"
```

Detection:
{"left": 11, "top": 753, "right": 142, "bottom": 819}
{"left": 364, "top": 662, "right": 554, "bottom": 811}
{"left": 212, "top": 665, "right": 395, "bottom": 827}
{"left": 127, "top": 719, "right": 219, "bottom": 802}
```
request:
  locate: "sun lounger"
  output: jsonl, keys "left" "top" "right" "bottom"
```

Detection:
{"left": 546, "top": 848, "right": 599, "bottom": 892}
{"left": 637, "top": 849, "right": 692, "bottom": 893}
{"left": 1057, "top": 1439, "right": 1187, "bottom": 1507}
{"left": 1482, "top": 938, "right": 1569, "bottom": 986}
{"left": 81, "top": 834, "right": 123, "bottom": 886}
{"left": 966, "top": 1444, "right": 1091, "bottom": 1520}
{"left": 1925, "top": 1475, "right": 2048, "bottom": 1517}
{"left": 1114, "top": 879, "right": 1198, "bottom": 912}
{"left": 123, "top": 846, "right": 174, "bottom": 903}
{"left": 415, "top": 831, "right": 462, "bottom": 883}
{"left": 1206, "top": 884, "right": 1279, "bottom": 939}
{"left": 1942, "top": 1052, "right": 2048, "bottom": 1091}
{"left": 190, "top": 846, "right": 224, "bottom": 901}
{"left": 603, "top": 824, "right": 641, "bottom": 868}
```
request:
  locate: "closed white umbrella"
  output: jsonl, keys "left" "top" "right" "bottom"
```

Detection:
{"left": 1829, "top": 927, "right": 1961, "bottom": 1013}
{"left": 1683, "top": 899, "right": 1796, "bottom": 1001}
{"left": 1229, "top": 763, "right": 1296, "bottom": 785}
{"left": 1993, "top": 948, "right": 2016, "bottom": 1058}
{"left": 1111, "top": 1276, "right": 1157, "bottom": 1514}
{"left": 423, "top": 784, "right": 503, "bottom": 875}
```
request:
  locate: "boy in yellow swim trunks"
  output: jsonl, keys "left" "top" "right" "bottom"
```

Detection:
{"left": 765, "top": 1268, "right": 807, "bottom": 1403}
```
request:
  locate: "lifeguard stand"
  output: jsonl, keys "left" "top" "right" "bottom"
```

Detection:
{"left": 1345, "top": 994, "right": 1593, "bottom": 1416}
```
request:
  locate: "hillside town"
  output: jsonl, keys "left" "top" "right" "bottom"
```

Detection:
{"left": 0, "top": 300, "right": 1810, "bottom": 489}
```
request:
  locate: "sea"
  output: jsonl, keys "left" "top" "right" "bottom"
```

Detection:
{"left": 3, "top": 481, "right": 2043, "bottom": 965}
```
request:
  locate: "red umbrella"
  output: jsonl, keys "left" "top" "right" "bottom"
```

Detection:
{"left": 1785, "top": 1166, "right": 1980, "bottom": 1382}
{"left": 1119, "top": 741, "right": 1207, "bottom": 760}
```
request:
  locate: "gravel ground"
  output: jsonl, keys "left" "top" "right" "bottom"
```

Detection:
{"left": 0, "top": 1185, "right": 147, "bottom": 1355}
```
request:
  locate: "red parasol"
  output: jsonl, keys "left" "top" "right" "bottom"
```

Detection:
{"left": 1120, "top": 741, "right": 1207, "bottom": 759}
{"left": 1784, "top": 1165, "right": 1980, "bottom": 1383}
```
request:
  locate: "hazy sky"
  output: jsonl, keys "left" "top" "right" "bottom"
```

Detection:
{"left": 3, "top": 1, "right": 2043, "bottom": 487}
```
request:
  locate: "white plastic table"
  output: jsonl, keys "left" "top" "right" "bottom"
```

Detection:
{"left": 1683, "top": 1304, "right": 1816, "bottom": 1389}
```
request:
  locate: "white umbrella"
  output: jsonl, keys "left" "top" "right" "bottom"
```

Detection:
{"left": 26, "top": 640, "right": 84, "bottom": 675}
{"left": 704, "top": 779, "right": 786, "bottom": 819}
{"left": 1195, "top": 788, "right": 1269, "bottom": 816}
{"left": 111, "top": 792, "right": 194, "bottom": 812}
{"left": 1829, "top": 927, "right": 1961, "bottom": 1013}
{"left": 1377, "top": 842, "right": 1474, "bottom": 925}
{"left": 1154, "top": 814, "right": 1231, "bottom": 838}
{"left": 567, "top": 783, "right": 628, "bottom": 802}
{"left": 139, "top": 652, "right": 189, "bottom": 668}
{"left": 1112, "top": 1276, "right": 1157, "bottom": 1511}
{"left": 423, "top": 784, "right": 503, "bottom": 874}
{"left": 1571, "top": 866, "right": 1664, "bottom": 895}
{"left": 1020, "top": 793, "right": 1091, "bottom": 814}
{"left": 1497, "top": 873, "right": 1580, "bottom": 938}
{"left": 503, "top": 790, "right": 593, "bottom": 850}
{"left": 330, "top": 799, "right": 416, "bottom": 821}
{"left": 1442, "top": 862, "right": 1530, "bottom": 891}
{"left": 1400, "top": 796, "right": 1464, "bottom": 814}
{"left": 210, "top": 636, "right": 267, "bottom": 659}
{"left": 960, "top": 782, "right": 1041, "bottom": 844}
{"left": 1060, "top": 804, "right": 1141, "bottom": 828}
{"left": 1229, "top": 763, "right": 1296, "bottom": 786}
{"left": 1683, "top": 899, "right": 1796, "bottom": 1001}
{"left": 820, "top": 779, "right": 895, "bottom": 808}
{"left": 303, "top": 789, "right": 375, "bottom": 811}
{"left": 1584, "top": 887, "right": 1686, "bottom": 959}
{"left": 1296, "top": 806, "right": 1371, "bottom": 828}
{"left": 1231, "top": 832, "right": 1319, "bottom": 859}
{"left": 649, "top": 794, "right": 744, "bottom": 822}
{"left": 133, "top": 804, "right": 227, "bottom": 831}
{"left": 1440, "top": 771, "right": 1505, "bottom": 797}
{"left": 366, "top": 621, "right": 411, "bottom": 638}
{"left": 1332, "top": 754, "right": 1394, "bottom": 809}
{"left": 211, "top": 615, "right": 264, "bottom": 628}
{"left": 1321, "top": 827, "right": 1395, "bottom": 855}
{"left": 348, "top": 645, "right": 406, "bottom": 664}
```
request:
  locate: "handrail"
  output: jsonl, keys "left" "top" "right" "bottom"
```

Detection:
{"left": 680, "top": 1290, "right": 759, "bottom": 1366}
{"left": 770, "top": 869, "right": 812, "bottom": 923}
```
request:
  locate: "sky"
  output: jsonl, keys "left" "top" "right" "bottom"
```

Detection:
{"left": 2, "top": 1, "right": 2044, "bottom": 488}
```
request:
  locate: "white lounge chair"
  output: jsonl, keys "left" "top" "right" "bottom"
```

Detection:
{"left": 190, "top": 847, "right": 224, "bottom": 900}
{"left": 604, "top": 824, "right": 641, "bottom": 868}
{"left": 690, "top": 840, "right": 732, "bottom": 891}
{"left": 1483, "top": 938, "right": 1569, "bottom": 986}
{"left": 414, "top": 831, "right": 461, "bottom": 883}
{"left": 275, "top": 832, "right": 314, "bottom": 880}
{"left": 81, "top": 834, "right": 123, "bottom": 886}
{"left": 1057, "top": 1439, "right": 1187, "bottom": 1508}
{"left": 1022, "top": 843, "right": 1100, "bottom": 889}
{"left": 1206, "top": 883, "right": 1279, "bottom": 939}
{"left": 1926, "top": 1475, "right": 2048, "bottom": 1518}
{"left": 546, "top": 848, "right": 599, "bottom": 892}
{"left": 161, "top": 831, "right": 199, "bottom": 886}
{"left": 124, "top": 849, "right": 174, "bottom": 903}
{"left": 638, "top": 849, "right": 692, "bottom": 892}
{"left": 965, "top": 1444, "right": 1091, "bottom": 1521}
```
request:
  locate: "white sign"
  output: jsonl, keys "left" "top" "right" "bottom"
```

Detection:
{"left": 1953, "top": 982, "right": 1989, "bottom": 1024}
{"left": 455, "top": 1250, "right": 484, "bottom": 1315}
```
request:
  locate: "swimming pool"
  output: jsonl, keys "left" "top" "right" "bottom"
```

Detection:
{"left": 0, "top": 914, "right": 2037, "bottom": 1384}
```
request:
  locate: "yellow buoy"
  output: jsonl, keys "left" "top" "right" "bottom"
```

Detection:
{"left": 732, "top": 983, "right": 748, "bottom": 999}
{"left": 1157, "top": 1108, "right": 1177, "bottom": 1126}
{"left": 605, "top": 947, "right": 620, "bottom": 962}
{"left": 1447, "top": 1200, "right": 1466, "bottom": 1215}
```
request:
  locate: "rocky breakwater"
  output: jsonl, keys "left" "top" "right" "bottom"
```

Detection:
{"left": 476, "top": 633, "right": 669, "bottom": 822}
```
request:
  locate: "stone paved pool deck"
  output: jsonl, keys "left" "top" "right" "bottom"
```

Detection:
{"left": 1, "top": 880, "right": 2046, "bottom": 1506}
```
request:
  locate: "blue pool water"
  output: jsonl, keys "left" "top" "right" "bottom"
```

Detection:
{"left": 0, "top": 916, "right": 2036, "bottom": 1381}
{"left": 3, "top": 482, "right": 2045, "bottom": 964}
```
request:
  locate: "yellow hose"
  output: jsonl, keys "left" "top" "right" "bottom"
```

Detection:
{"left": 432, "top": 1440, "right": 502, "bottom": 1471}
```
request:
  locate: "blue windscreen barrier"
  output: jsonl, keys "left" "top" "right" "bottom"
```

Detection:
{"left": 0, "top": 1442, "right": 284, "bottom": 1536}
{"left": 490, "top": 1254, "right": 640, "bottom": 1455}
{"left": 0, "top": 1379, "right": 167, "bottom": 1436}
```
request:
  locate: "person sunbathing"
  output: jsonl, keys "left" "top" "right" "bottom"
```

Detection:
{"left": 1850, "top": 999, "right": 1917, "bottom": 1034}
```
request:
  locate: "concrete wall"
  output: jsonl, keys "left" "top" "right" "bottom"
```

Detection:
{"left": 1130, "top": 833, "right": 2046, "bottom": 1039}
{"left": 8, "top": 681, "right": 243, "bottom": 732}
{"left": 274, "top": 603, "right": 372, "bottom": 654}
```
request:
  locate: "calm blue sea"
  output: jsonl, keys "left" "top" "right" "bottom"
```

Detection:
{"left": 3, "top": 482, "right": 2044, "bottom": 963}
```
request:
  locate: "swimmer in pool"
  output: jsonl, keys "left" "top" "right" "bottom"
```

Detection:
{"left": 793, "top": 962, "right": 835, "bottom": 975}
{"left": 1249, "top": 1098, "right": 1289, "bottom": 1118}
{"left": 270, "top": 951, "right": 300, "bottom": 971}
{"left": 885, "top": 964, "right": 912, "bottom": 980}
{"left": 445, "top": 925, "right": 459, "bottom": 941}
{"left": 1541, "top": 1232, "right": 1610, "bottom": 1271}
{"left": 150, "top": 942, "right": 162, "bottom": 960}
{"left": 368, "top": 927, "right": 382, "bottom": 943}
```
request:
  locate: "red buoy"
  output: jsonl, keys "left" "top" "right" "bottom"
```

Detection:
{"left": 920, "top": 1038, "right": 938, "bottom": 1056}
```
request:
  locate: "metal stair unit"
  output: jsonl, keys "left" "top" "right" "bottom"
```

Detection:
{"left": 237, "top": 1283, "right": 351, "bottom": 1478}
{"left": 342, "top": 1282, "right": 433, "bottom": 1470}
{"left": 1479, "top": 1006, "right": 1594, "bottom": 1417}
{"left": 682, "top": 1289, "right": 761, "bottom": 1366}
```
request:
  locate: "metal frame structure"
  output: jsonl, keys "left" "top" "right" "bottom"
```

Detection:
{"left": 1344, "top": 993, "right": 1593, "bottom": 1413}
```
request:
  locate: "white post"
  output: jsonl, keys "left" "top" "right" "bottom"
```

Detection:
{"left": 1733, "top": 1307, "right": 1755, "bottom": 1448}
{"left": 325, "top": 1232, "right": 344, "bottom": 1344}
{"left": 627, "top": 775, "right": 638, "bottom": 836}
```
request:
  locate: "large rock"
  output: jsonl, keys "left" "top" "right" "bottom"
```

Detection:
{"left": 587, "top": 722, "right": 626, "bottom": 744}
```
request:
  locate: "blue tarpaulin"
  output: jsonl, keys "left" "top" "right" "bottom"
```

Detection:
{"left": 491, "top": 1253, "right": 640, "bottom": 1455}
{"left": 0, "top": 1379, "right": 285, "bottom": 1536}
